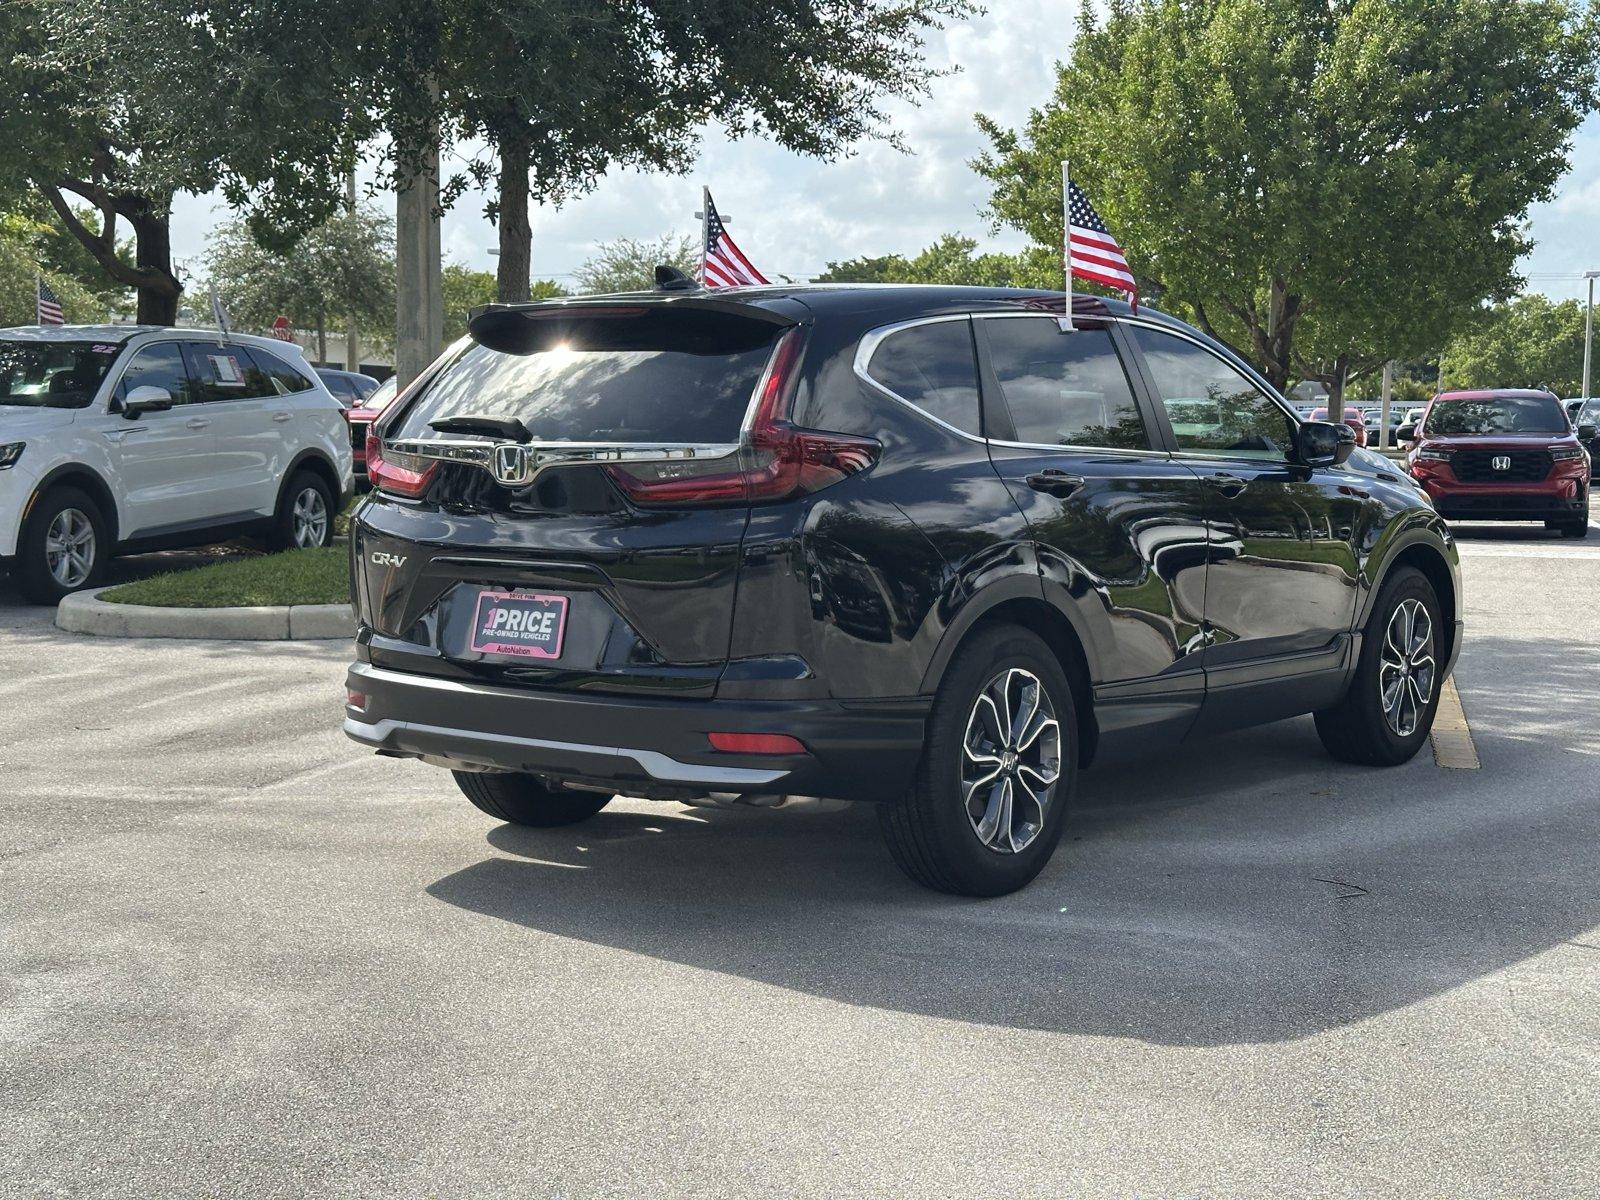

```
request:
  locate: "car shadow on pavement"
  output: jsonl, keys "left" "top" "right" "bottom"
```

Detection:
{"left": 427, "top": 635, "right": 1600, "bottom": 1047}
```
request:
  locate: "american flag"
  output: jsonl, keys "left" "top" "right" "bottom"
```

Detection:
{"left": 36, "top": 277, "right": 65, "bottom": 325}
{"left": 699, "top": 191, "right": 767, "bottom": 289}
{"left": 1067, "top": 179, "right": 1137, "bottom": 306}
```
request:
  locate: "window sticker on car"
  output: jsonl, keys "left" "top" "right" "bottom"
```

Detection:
{"left": 208, "top": 354, "right": 245, "bottom": 386}
{"left": 92, "top": 344, "right": 119, "bottom": 354}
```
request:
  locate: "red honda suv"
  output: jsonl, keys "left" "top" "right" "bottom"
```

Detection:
{"left": 1401, "top": 389, "right": 1594, "bottom": 538}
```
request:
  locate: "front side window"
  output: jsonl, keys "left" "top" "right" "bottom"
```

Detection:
{"left": 0, "top": 340, "right": 122, "bottom": 409}
{"left": 1130, "top": 326, "right": 1293, "bottom": 459}
{"left": 1424, "top": 395, "right": 1567, "bottom": 436}
{"left": 983, "top": 319, "right": 1147, "bottom": 449}
{"left": 863, "top": 319, "right": 982, "bottom": 437}
{"left": 115, "top": 343, "right": 194, "bottom": 406}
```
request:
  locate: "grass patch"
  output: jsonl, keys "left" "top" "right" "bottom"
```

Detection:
{"left": 100, "top": 547, "right": 349, "bottom": 608}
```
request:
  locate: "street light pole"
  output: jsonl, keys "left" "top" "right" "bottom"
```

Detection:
{"left": 1584, "top": 270, "right": 1598, "bottom": 401}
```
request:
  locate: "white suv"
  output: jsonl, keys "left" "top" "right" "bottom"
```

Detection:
{"left": 1, "top": 325, "right": 353, "bottom": 604}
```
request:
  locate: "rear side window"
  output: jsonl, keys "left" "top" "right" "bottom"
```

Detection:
{"left": 863, "top": 320, "right": 981, "bottom": 436}
{"left": 321, "top": 373, "right": 357, "bottom": 403}
{"left": 116, "top": 343, "right": 194, "bottom": 406}
{"left": 247, "top": 347, "right": 316, "bottom": 396}
{"left": 982, "top": 319, "right": 1147, "bottom": 449}
{"left": 393, "top": 309, "right": 783, "bottom": 444}
{"left": 181, "top": 343, "right": 275, "bottom": 402}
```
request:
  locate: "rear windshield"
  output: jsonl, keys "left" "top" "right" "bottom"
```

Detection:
{"left": 0, "top": 339, "right": 122, "bottom": 409}
{"left": 391, "top": 308, "right": 782, "bottom": 444}
{"left": 1425, "top": 395, "right": 1566, "bottom": 436}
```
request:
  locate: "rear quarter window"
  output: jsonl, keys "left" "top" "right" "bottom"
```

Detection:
{"left": 861, "top": 319, "right": 982, "bottom": 437}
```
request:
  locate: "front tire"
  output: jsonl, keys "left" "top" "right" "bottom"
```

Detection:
{"left": 16, "top": 487, "right": 109, "bottom": 605}
{"left": 879, "top": 624, "right": 1078, "bottom": 897}
{"left": 453, "top": 771, "right": 612, "bottom": 827}
{"left": 1314, "top": 566, "right": 1443, "bottom": 766}
{"left": 269, "top": 470, "right": 335, "bottom": 551}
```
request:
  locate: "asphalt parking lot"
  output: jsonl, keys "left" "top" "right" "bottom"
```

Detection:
{"left": 2, "top": 523, "right": 1597, "bottom": 1199}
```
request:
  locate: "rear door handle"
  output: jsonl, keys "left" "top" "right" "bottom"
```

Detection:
{"left": 1205, "top": 472, "right": 1247, "bottom": 498}
{"left": 185, "top": 417, "right": 211, "bottom": 431}
{"left": 272, "top": 411, "right": 292, "bottom": 423}
{"left": 1025, "top": 470, "right": 1086, "bottom": 498}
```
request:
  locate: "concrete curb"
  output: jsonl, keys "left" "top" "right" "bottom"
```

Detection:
{"left": 56, "top": 587, "right": 353, "bottom": 641}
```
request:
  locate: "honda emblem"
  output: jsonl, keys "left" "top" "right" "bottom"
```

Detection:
{"left": 493, "top": 444, "right": 536, "bottom": 486}
{"left": 1491, "top": 455, "right": 1511, "bottom": 471}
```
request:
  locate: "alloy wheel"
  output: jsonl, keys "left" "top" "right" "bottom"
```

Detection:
{"left": 1379, "top": 597, "right": 1435, "bottom": 737}
{"left": 44, "top": 508, "right": 96, "bottom": 588}
{"left": 292, "top": 487, "right": 329, "bottom": 548}
{"left": 960, "top": 667, "right": 1062, "bottom": 853}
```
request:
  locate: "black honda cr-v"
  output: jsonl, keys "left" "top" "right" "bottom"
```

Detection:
{"left": 345, "top": 283, "right": 1461, "bottom": 896}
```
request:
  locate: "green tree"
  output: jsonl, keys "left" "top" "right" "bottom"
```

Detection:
{"left": 442, "top": 263, "right": 564, "bottom": 341}
{"left": 574, "top": 235, "right": 700, "bottom": 295}
{"left": 816, "top": 235, "right": 1057, "bottom": 287}
{"left": 0, "top": 0, "right": 365, "bottom": 324}
{"left": 0, "top": 212, "right": 107, "bottom": 327}
{"left": 975, "top": 0, "right": 1600, "bottom": 405}
{"left": 203, "top": 209, "right": 396, "bottom": 361}
{"left": 1439, "top": 294, "right": 1591, "bottom": 396}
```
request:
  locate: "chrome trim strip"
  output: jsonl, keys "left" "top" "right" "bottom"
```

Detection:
{"left": 344, "top": 716, "right": 789, "bottom": 787}
{"left": 851, "top": 314, "right": 983, "bottom": 442}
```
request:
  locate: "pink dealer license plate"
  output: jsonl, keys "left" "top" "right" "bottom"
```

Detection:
{"left": 468, "top": 589, "right": 569, "bottom": 659}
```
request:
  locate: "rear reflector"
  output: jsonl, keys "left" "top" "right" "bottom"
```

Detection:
{"left": 345, "top": 689, "right": 368, "bottom": 711}
{"left": 707, "top": 732, "right": 808, "bottom": 756}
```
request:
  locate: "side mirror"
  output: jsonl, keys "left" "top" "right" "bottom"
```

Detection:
{"left": 122, "top": 385, "right": 174, "bottom": 418}
{"left": 1395, "top": 424, "right": 1416, "bottom": 442}
{"left": 1293, "top": 419, "right": 1354, "bottom": 468}
{"left": 1579, "top": 423, "right": 1598, "bottom": 442}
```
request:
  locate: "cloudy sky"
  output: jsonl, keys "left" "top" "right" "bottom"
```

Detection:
{"left": 170, "top": 5, "right": 1600, "bottom": 302}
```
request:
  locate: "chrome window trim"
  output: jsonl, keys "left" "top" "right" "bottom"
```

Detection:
{"left": 852, "top": 314, "right": 987, "bottom": 441}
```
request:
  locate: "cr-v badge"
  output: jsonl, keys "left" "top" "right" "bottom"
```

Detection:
{"left": 371, "top": 552, "right": 407, "bottom": 567}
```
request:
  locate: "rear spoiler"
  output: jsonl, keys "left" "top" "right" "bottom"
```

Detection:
{"left": 467, "top": 295, "right": 801, "bottom": 355}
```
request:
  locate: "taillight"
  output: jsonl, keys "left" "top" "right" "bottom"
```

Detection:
{"left": 605, "top": 328, "right": 880, "bottom": 506}
{"left": 366, "top": 431, "right": 437, "bottom": 498}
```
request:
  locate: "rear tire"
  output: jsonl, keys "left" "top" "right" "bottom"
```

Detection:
{"left": 879, "top": 624, "right": 1078, "bottom": 897}
{"left": 16, "top": 486, "right": 108, "bottom": 606}
{"left": 1314, "top": 566, "right": 1442, "bottom": 766}
{"left": 268, "top": 470, "right": 335, "bottom": 551}
{"left": 453, "top": 771, "right": 612, "bottom": 827}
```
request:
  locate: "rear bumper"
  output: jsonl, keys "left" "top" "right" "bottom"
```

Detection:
{"left": 343, "top": 661, "right": 928, "bottom": 803}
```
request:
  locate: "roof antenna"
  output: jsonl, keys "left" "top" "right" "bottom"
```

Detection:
{"left": 655, "top": 265, "right": 699, "bottom": 292}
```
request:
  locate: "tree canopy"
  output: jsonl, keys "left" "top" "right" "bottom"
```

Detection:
{"left": 203, "top": 208, "right": 396, "bottom": 357}
{"left": 573, "top": 235, "right": 700, "bottom": 295}
{"left": 0, "top": 212, "right": 109, "bottom": 327}
{"left": 815, "top": 235, "right": 1055, "bottom": 287}
{"left": 1439, "top": 294, "right": 1593, "bottom": 397}
{"left": 975, "top": 0, "right": 1600, "bottom": 403}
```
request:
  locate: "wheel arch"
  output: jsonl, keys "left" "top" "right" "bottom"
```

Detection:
{"left": 1369, "top": 535, "right": 1459, "bottom": 672}
{"left": 280, "top": 450, "right": 343, "bottom": 511}
{"left": 921, "top": 587, "right": 1100, "bottom": 769}
{"left": 23, "top": 464, "right": 121, "bottom": 546}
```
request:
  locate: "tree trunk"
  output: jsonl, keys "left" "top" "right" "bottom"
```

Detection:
{"left": 316, "top": 309, "right": 328, "bottom": 366}
{"left": 1324, "top": 356, "right": 1348, "bottom": 411}
{"left": 496, "top": 131, "right": 532, "bottom": 304}
{"left": 127, "top": 205, "right": 180, "bottom": 326}
{"left": 394, "top": 125, "right": 444, "bottom": 388}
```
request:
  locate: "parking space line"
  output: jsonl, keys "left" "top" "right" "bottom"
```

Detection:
{"left": 1430, "top": 677, "right": 1480, "bottom": 769}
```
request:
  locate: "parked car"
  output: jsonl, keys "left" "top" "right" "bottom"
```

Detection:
{"left": 1309, "top": 405, "right": 1369, "bottom": 447}
{"left": 342, "top": 375, "right": 397, "bottom": 486}
{"left": 315, "top": 367, "right": 383, "bottom": 407}
{"left": 1399, "top": 389, "right": 1593, "bottom": 537}
{"left": 344, "top": 285, "right": 1461, "bottom": 896}
{"left": 1573, "top": 399, "right": 1600, "bottom": 480}
{"left": 0, "top": 325, "right": 352, "bottom": 603}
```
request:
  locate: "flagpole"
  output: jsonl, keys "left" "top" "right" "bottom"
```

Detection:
{"left": 1059, "top": 161, "right": 1075, "bottom": 333}
{"left": 699, "top": 185, "right": 711, "bottom": 285}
